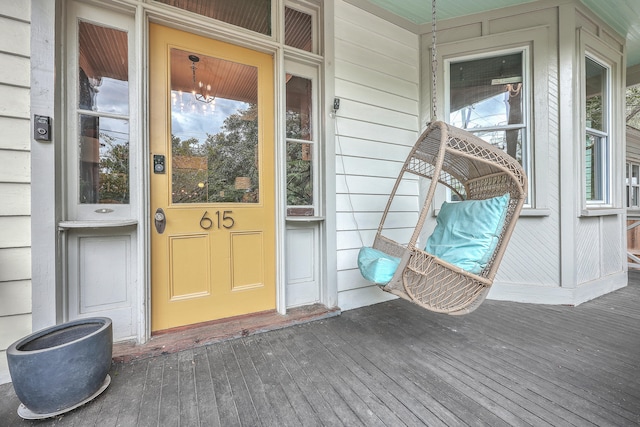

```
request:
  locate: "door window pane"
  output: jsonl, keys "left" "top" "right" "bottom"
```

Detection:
{"left": 286, "top": 75, "right": 312, "bottom": 140}
{"left": 286, "top": 75, "right": 314, "bottom": 211}
{"left": 170, "top": 48, "right": 259, "bottom": 204}
{"left": 155, "top": 0, "right": 271, "bottom": 36}
{"left": 78, "top": 21, "right": 129, "bottom": 115}
{"left": 77, "top": 21, "right": 130, "bottom": 205}
{"left": 287, "top": 142, "right": 313, "bottom": 206}
{"left": 79, "top": 115, "right": 130, "bottom": 204}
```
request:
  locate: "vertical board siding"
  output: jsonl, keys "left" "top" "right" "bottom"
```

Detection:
{"left": 334, "top": 0, "right": 419, "bottom": 309}
{"left": 0, "top": 2, "right": 32, "bottom": 385}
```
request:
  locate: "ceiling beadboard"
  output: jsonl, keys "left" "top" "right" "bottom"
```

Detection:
{"left": 366, "top": 0, "right": 640, "bottom": 67}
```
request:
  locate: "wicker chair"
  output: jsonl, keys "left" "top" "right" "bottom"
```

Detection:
{"left": 366, "top": 121, "right": 527, "bottom": 315}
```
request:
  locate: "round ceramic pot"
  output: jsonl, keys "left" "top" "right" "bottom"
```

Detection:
{"left": 6, "top": 317, "right": 113, "bottom": 416}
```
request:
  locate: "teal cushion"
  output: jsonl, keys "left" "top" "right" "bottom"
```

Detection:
{"left": 357, "top": 246, "right": 401, "bottom": 285}
{"left": 425, "top": 193, "right": 510, "bottom": 274}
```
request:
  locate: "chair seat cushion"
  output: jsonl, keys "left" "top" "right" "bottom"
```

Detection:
{"left": 357, "top": 246, "right": 401, "bottom": 285}
{"left": 425, "top": 193, "right": 510, "bottom": 274}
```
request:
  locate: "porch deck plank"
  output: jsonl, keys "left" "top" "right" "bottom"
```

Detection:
{"left": 245, "top": 335, "right": 319, "bottom": 427}
{"left": 287, "top": 327, "right": 383, "bottom": 426}
{"left": 177, "top": 350, "right": 200, "bottom": 426}
{"left": 479, "top": 304, "right": 640, "bottom": 422}
{"left": 272, "top": 328, "right": 363, "bottom": 425}
{"left": 191, "top": 346, "right": 221, "bottom": 427}
{"left": 157, "top": 352, "right": 180, "bottom": 427}
{"left": 135, "top": 355, "right": 164, "bottom": 427}
{"left": 205, "top": 344, "right": 242, "bottom": 426}
{"left": 1, "top": 273, "right": 640, "bottom": 426}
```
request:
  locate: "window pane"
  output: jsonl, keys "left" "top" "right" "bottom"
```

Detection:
{"left": 585, "top": 134, "right": 604, "bottom": 201}
{"left": 468, "top": 128, "right": 524, "bottom": 165}
{"left": 286, "top": 142, "right": 313, "bottom": 206}
{"left": 285, "top": 7, "right": 312, "bottom": 52}
{"left": 78, "top": 21, "right": 129, "bottom": 115}
{"left": 585, "top": 58, "right": 606, "bottom": 131}
{"left": 449, "top": 53, "right": 523, "bottom": 129}
{"left": 170, "top": 49, "right": 259, "bottom": 204}
{"left": 155, "top": 0, "right": 271, "bottom": 36}
{"left": 79, "top": 115, "right": 129, "bottom": 204}
{"left": 286, "top": 75, "right": 312, "bottom": 140}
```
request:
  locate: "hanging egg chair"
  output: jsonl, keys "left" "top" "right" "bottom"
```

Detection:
{"left": 358, "top": 120, "right": 527, "bottom": 315}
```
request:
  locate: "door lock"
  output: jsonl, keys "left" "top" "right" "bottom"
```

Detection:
{"left": 154, "top": 208, "right": 166, "bottom": 234}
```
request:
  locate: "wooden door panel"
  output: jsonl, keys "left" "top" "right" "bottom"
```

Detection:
{"left": 150, "top": 24, "right": 275, "bottom": 331}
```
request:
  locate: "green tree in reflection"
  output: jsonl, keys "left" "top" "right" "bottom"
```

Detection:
{"left": 286, "top": 110, "right": 312, "bottom": 206}
{"left": 98, "top": 134, "right": 129, "bottom": 204}
{"left": 171, "top": 104, "right": 259, "bottom": 203}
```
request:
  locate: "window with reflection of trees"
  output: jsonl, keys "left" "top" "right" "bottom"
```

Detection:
{"left": 285, "top": 74, "right": 314, "bottom": 215}
{"left": 584, "top": 56, "right": 610, "bottom": 204}
{"left": 77, "top": 21, "right": 130, "bottom": 205}
{"left": 170, "top": 103, "right": 259, "bottom": 204}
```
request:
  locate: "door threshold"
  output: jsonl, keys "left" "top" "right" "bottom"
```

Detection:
{"left": 112, "top": 304, "right": 340, "bottom": 363}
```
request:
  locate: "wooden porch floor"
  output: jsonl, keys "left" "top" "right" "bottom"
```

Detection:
{"left": 1, "top": 273, "right": 639, "bottom": 426}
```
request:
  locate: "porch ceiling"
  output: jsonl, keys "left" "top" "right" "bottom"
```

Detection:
{"left": 365, "top": 0, "right": 640, "bottom": 68}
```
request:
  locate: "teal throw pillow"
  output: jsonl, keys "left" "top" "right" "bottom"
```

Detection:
{"left": 425, "top": 193, "right": 510, "bottom": 274}
{"left": 357, "top": 246, "right": 401, "bottom": 285}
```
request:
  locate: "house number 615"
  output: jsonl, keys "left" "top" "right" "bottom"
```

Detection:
{"left": 200, "top": 210, "right": 235, "bottom": 230}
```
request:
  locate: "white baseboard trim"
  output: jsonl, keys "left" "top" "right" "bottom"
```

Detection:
{"left": 488, "top": 271, "right": 628, "bottom": 306}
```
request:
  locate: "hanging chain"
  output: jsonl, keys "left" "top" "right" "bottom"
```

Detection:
{"left": 430, "top": 0, "right": 438, "bottom": 122}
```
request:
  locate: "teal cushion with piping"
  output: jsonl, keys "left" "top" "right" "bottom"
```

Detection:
{"left": 357, "top": 246, "right": 401, "bottom": 285}
{"left": 425, "top": 193, "right": 510, "bottom": 274}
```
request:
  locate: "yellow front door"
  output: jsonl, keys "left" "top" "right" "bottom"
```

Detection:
{"left": 150, "top": 24, "right": 275, "bottom": 332}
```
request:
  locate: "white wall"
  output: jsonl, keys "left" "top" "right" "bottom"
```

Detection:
{"left": 0, "top": 0, "right": 32, "bottom": 384}
{"left": 333, "top": 0, "right": 420, "bottom": 310}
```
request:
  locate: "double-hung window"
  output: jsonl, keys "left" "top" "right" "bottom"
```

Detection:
{"left": 584, "top": 56, "right": 611, "bottom": 205}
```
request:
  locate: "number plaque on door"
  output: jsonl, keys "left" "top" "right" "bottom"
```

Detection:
{"left": 200, "top": 211, "right": 235, "bottom": 230}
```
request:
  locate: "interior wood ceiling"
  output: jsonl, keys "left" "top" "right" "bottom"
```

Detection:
{"left": 79, "top": 0, "right": 312, "bottom": 100}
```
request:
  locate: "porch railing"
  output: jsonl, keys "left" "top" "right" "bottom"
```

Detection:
{"left": 627, "top": 214, "right": 640, "bottom": 269}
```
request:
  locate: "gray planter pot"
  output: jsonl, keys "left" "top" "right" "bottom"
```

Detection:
{"left": 6, "top": 317, "right": 113, "bottom": 419}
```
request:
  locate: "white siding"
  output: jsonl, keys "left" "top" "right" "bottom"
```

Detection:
{"left": 334, "top": 0, "right": 420, "bottom": 310}
{"left": 627, "top": 126, "right": 640, "bottom": 164}
{"left": 422, "top": 6, "right": 563, "bottom": 293}
{"left": 426, "top": 2, "right": 626, "bottom": 303}
{"left": 572, "top": 6, "right": 627, "bottom": 292}
{"left": 0, "top": 1, "right": 31, "bottom": 384}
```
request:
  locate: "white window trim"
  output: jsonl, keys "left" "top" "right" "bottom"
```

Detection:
{"left": 284, "top": 60, "right": 322, "bottom": 219}
{"left": 583, "top": 55, "right": 611, "bottom": 206}
{"left": 626, "top": 162, "right": 640, "bottom": 209}
{"left": 65, "top": 2, "right": 138, "bottom": 222}
{"left": 578, "top": 28, "right": 624, "bottom": 215}
{"left": 444, "top": 46, "right": 532, "bottom": 204}
{"left": 434, "top": 26, "right": 550, "bottom": 214}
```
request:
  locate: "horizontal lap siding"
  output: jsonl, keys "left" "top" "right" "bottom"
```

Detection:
{"left": 334, "top": 0, "right": 419, "bottom": 310}
{"left": 0, "top": 3, "right": 32, "bottom": 384}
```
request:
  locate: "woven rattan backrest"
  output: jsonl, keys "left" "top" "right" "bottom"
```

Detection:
{"left": 376, "top": 121, "right": 527, "bottom": 280}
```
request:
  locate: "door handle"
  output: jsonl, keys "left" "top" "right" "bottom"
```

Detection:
{"left": 154, "top": 208, "right": 166, "bottom": 234}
